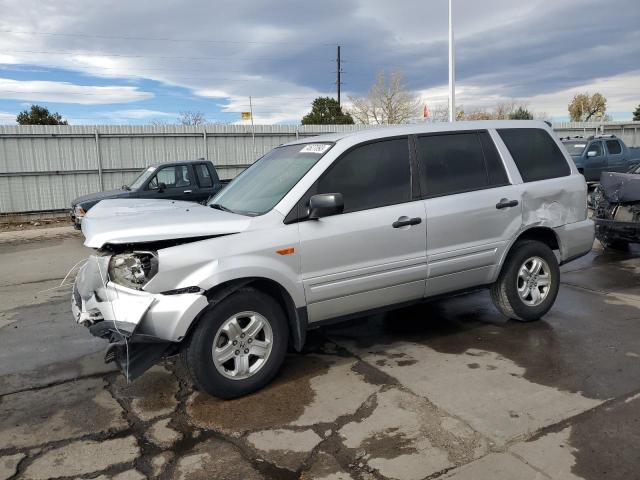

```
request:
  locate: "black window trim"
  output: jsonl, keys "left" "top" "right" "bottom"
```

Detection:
{"left": 413, "top": 129, "right": 512, "bottom": 200}
{"left": 284, "top": 135, "right": 418, "bottom": 224}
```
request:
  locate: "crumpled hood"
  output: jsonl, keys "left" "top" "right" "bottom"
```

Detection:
{"left": 82, "top": 198, "right": 252, "bottom": 248}
{"left": 71, "top": 188, "right": 131, "bottom": 207}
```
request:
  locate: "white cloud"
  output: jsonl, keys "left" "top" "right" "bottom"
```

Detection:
{"left": 103, "top": 109, "right": 176, "bottom": 120}
{"left": 0, "top": 78, "right": 153, "bottom": 104}
{"left": 0, "top": 111, "right": 16, "bottom": 124}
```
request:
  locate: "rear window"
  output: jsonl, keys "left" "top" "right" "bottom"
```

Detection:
{"left": 498, "top": 128, "right": 570, "bottom": 182}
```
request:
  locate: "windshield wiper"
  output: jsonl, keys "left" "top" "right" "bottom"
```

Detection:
{"left": 209, "top": 203, "right": 234, "bottom": 213}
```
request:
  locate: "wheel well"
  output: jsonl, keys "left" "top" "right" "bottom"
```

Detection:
{"left": 194, "top": 277, "right": 306, "bottom": 352}
{"left": 515, "top": 227, "right": 560, "bottom": 251}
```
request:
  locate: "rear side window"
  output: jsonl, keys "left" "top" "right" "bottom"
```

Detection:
{"left": 195, "top": 164, "right": 213, "bottom": 187}
{"left": 606, "top": 140, "right": 622, "bottom": 155}
{"left": 416, "top": 132, "right": 508, "bottom": 198}
{"left": 316, "top": 138, "right": 411, "bottom": 213}
{"left": 497, "top": 128, "right": 570, "bottom": 182}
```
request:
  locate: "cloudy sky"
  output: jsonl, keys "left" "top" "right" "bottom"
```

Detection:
{"left": 0, "top": 0, "right": 638, "bottom": 124}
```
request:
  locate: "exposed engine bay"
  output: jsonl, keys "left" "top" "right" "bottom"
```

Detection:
{"left": 592, "top": 172, "right": 640, "bottom": 247}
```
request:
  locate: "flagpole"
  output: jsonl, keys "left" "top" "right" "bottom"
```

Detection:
{"left": 448, "top": 0, "right": 455, "bottom": 122}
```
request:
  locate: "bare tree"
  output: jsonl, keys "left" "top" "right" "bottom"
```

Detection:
{"left": 178, "top": 111, "right": 206, "bottom": 126}
{"left": 348, "top": 71, "right": 421, "bottom": 124}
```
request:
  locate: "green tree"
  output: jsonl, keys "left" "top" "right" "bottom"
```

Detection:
{"left": 633, "top": 104, "right": 640, "bottom": 121}
{"left": 568, "top": 93, "right": 607, "bottom": 122}
{"left": 16, "top": 105, "right": 68, "bottom": 125}
{"left": 301, "top": 97, "right": 354, "bottom": 125}
{"left": 509, "top": 106, "right": 534, "bottom": 120}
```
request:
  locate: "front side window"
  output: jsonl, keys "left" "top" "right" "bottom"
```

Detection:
{"left": 416, "top": 132, "right": 504, "bottom": 197}
{"left": 316, "top": 138, "right": 411, "bottom": 213}
{"left": 498, "top": 128, "right": 570, "bottom": 182}
{"left": 148, "top": 165, "right": 192, "bottom": 190}
{"left": 606, "top": 140, "right": 622, "bottom": 155}
{"left": 587, "top": 142, "right": 603, "bottom": 157}
{"left": 209, "top": 143, "right": 333, "bottom": 215}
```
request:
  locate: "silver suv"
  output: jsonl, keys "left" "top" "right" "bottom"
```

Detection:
{"left": 72, "top": 120, "right": 594, "bottom": 398}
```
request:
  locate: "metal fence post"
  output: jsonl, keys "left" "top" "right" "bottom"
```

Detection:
{"left": 94, "top": 130, "right": 104, "bottom": 191}
{"left": 202, "top": 128, "right": 208, "bottom": 160}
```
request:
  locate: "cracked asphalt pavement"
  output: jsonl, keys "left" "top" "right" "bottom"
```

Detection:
{"left": 1, "top": 229, "right": 639, "bottom": 480}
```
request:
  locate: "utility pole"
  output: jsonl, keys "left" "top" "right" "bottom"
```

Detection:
{"left": 336, "top": 45, "right": 342, "bottom": 106}
{"left": 448, "top": 0, "right": 456, "bottom": 122}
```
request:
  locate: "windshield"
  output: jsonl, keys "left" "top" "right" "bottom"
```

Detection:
{"left": 208, "top": 142, "right": 333, "bottom": 215}
{"left": 128, "top": 166, "right": 156, "bottom": 189}
{"left": 562, "top": 141, "right": 587, "bottom": 155}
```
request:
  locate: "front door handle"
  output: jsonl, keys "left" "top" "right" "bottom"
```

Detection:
{"left": 183, "top": 190, "right": 193, "bottom": 194}
{"left": 496, "top": 198, "right": 519, "bottom": 209}
{"left": 392, "top": 217, "right": 422, "bottom": 228}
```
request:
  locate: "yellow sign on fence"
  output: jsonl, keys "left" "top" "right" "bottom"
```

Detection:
{"left": 241, "top": 112, "right": 252, "bottom": 120}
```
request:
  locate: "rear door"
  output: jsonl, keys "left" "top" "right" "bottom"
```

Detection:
{"left": 140, "top": 165, "right": 199, "bottom": 202}
{"left": 193, "top": 162, "right": 216, "bottom": 202}
{"left": 298, "top": 137, "right": 427, "bottom": 322}
{"left": 605, "top": 139, "right": 625, "bottom": 172}
{"left": 417, "top": 131, "right": 522, "bottom": 296}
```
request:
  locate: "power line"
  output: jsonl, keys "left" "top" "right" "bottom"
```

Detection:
{"left": 0, "top": 29, "right": 340, "bottom": 47}
{"left": 3, "top": 49, "right": 333, "bottom": 63}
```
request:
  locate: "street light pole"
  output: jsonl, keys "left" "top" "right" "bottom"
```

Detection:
{"left": 448, "top": 0, "right": 456, "bottom": 122}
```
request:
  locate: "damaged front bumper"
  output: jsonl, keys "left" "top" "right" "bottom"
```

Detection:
{"left": 72, "top": 256, "right": 208, "bottom": 380}
{"left": 595, "top": 218, "right": 640, "bottom": 245}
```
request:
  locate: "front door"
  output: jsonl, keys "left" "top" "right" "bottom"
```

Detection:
{"left": 298, "top": 137, "right": 427, "bottom": 323}
{"left": 583, "top": 141, "right": 606, "bottom": 181}
{"left": 415, "top": 131, "right": 522, "bottom": 296}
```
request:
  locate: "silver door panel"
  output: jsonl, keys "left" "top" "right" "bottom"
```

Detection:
{"left": 424, "top": 266, "right": 497, "bottom": 297}
{"left": 307, "top": 280, "right": 425, "bottom": 322}
{"left": 427, "top": 243, "right": 500, "bottom": 278}
{"left": 305, "top": 257, "right": 427, "bottom": 304}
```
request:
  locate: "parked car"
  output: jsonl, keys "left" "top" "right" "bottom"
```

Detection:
{"left": 72, "top": 120, "right": 594, "bottom": 398}
{"left": 70, "top": 160, "right": 228, "bottom": 228}
{"left": 592, "top": 164, "right": 640, "bottom": 249}
{"left": 561, "top": 134, "right": 640, "bottom": 183}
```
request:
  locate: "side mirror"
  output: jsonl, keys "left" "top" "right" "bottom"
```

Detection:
{"left": 157, "top": 182, "right": 167, "bottom": 192}
{"left": 587, "top": 150, "right": 597, "bottom": 158}
{"left": 308, "top": 193, "right": 344, "bottom": 220}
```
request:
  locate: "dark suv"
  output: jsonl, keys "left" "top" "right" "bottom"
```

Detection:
{"left": 70, "top": 160, "right": 228, "bottom": 228}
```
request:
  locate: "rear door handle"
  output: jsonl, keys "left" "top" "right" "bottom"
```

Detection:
{"left": 183, "top": 190, "right": 192, "bottom": 194}
{"left": 496, "top": 198, "right": 519, "bottom": 209}
{"left": 392, "top": 217, "right": 422, "bottom": 228}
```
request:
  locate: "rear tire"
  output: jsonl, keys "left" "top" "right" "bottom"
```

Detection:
{"left": 182, "top": 288, "right": 288, "bottom": 399}
{"left": 491, "top": 240, "right": 560, "bottom": 322}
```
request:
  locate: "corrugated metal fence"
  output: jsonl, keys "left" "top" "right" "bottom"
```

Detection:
{"left": 1, "top": 122, "right": 639, "bottom": 215}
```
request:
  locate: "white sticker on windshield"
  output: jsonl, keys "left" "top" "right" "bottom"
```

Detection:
{"left": 300, "top": 144, "right": 330, "bottom": 154}
{"left": 575, "top": 144, "right": 586, "bottom": 148}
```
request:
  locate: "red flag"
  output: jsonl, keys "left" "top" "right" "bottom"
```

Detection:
{"left": 423, "top": 104, "right": 430, "bottom": 119}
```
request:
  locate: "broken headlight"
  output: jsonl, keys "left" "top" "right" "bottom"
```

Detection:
{"left": 108, "top": 251, "right": 158, "bottom": 290}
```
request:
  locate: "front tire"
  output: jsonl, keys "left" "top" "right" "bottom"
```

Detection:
{"left": 491, "top": 240, "right": 560, "bottom": 322}
{"left": 182, "top": 288, "right": 289, "bottom": 399}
